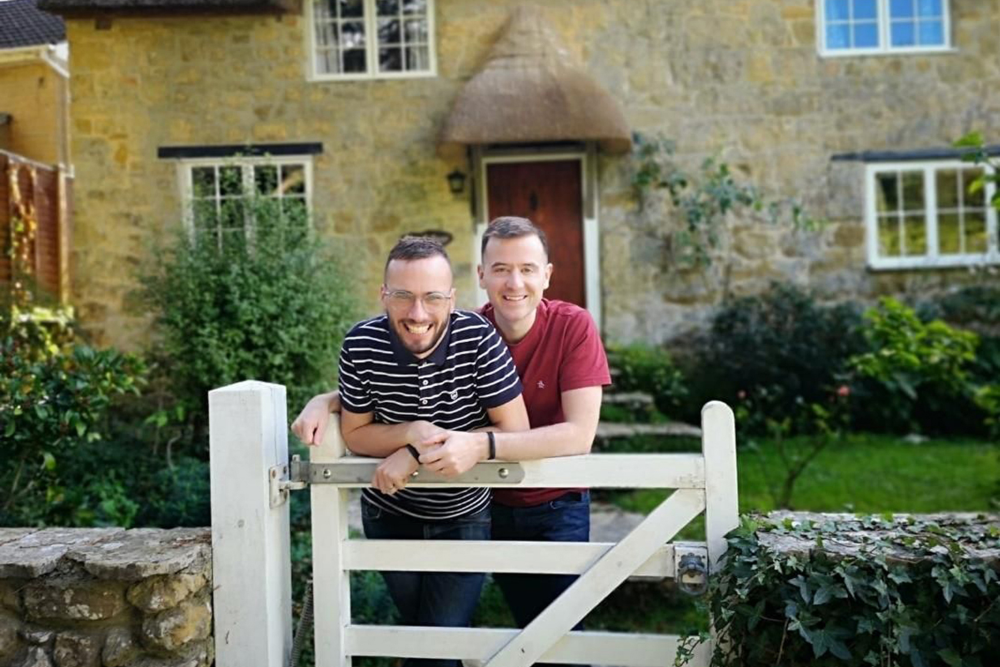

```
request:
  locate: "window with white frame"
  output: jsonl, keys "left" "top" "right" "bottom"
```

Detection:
{"left": 309, "top": 0, "right": 435, "bottom": 80}
{"left": 180, "top": 158, "right": 312, "bottom": 248}
{"left": 817, "top": 0, "right": 950, "bottom": 56}
{"left": 866, "top": 161, "right": 998, "bottom": 269}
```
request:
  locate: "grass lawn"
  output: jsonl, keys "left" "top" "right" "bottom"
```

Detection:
{"left": 606, "top": 433, "right": 999, "bottom": 518}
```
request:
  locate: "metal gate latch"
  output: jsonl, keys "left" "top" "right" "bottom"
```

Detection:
{"left": 675, "top": 547, "right": 708, "bottom": 596}
{"left": 269, "top": 461, "right": 307, "bottom": 509}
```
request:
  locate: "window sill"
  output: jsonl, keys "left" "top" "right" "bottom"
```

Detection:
{"left": 818, "top": 46, "right": 957, "bottom": 58}
{"left": 307, "top": 70, "right": 438, "bottom": 83}
{"left": 867, "top": 255, "right": 1000, "bottom": 271}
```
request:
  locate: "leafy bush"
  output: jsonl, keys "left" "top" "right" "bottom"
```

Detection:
{"left": 0, "top": 315, "right": 145, "bottom": 526}
{"left": 137, "top": 191, "right": 358, "bottom": 444}
{"left": 607, "top": 343, "right": 688, "bottom": 418}
{"left": 694, "top": 283, "right": 866, "bottom": 434}
{"left": 850, "top": 298, "right": 980, "bottom": 434}
{"left": 698, "top": 515, "right": 1000, "bottom": 667}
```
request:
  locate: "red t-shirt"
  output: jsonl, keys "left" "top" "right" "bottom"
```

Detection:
{"left": 480, "top": 299, "right": 611, "bottom": 507}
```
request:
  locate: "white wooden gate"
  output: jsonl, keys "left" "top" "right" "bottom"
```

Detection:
{"left": 208, "top": 381, "right": 738, "bottom": 667}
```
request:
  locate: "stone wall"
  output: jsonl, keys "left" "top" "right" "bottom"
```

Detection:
{"left": 0, "top": 60, "right": 68, "bottom": 167}
{"left": 60, "top": 0, "right": 1000, "bottom": 349}
{"left": 0, "top": 529, "right": 212, "bottom": 667}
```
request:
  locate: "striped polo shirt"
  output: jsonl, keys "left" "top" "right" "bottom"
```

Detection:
{"left": 338, "top": 309, "right": 522, "bottom": 521}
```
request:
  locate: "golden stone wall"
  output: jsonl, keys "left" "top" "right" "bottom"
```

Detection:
{"left": 0, "top": 60, "right": 68, "bottom": 166}
{"left": 64, "top": 0, "right": 1000, "bottom": 348}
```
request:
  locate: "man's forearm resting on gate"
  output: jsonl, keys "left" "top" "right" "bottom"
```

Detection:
{"left": 419, "top": 386, "right": 602, "bottom": 473}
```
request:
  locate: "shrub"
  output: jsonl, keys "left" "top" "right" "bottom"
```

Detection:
{"left": 850, "top": 298, "right": 979, "bottom": 434}
{"left": 0, "top": 316, "right": 145, "bottom": 526}
{"left": 695, "top": 283, "right": 866, "bottom": 434}
{"left": 137, "top": 191, "right": 359, "bottom": 445}
{"left": 606, "top": 343, "right": 688, "bottom": 418}
{"left": 697, "top": 515, "right": 1000, "bottom": 667}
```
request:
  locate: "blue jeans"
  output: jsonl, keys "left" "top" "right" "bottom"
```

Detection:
{"left": 361, "top": 498, "right": 490, "bottom": 667}
{"left": 491, "top": 491, "right": 590, "bottom": 667}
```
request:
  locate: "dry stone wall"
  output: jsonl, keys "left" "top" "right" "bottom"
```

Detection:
{"left": 0, "top": 529, "right": 212, "bottom": 667}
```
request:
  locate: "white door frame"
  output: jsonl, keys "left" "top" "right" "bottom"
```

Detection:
{"left": 472, "top": 144, "right": 602, "bottom": 332}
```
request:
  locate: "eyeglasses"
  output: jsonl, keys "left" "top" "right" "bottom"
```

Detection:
{"left": 384, "top": 289, "right": 453, "bottom": 313}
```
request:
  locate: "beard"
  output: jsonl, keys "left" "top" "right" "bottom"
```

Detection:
{"left": 392, "top": 316, "right": 450, "bottom": 358}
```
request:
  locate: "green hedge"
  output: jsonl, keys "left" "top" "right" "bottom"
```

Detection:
{"left": 698, "top": 515, "right": 1000, "bottom": 667}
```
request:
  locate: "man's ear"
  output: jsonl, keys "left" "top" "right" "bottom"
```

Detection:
{"left": 543, "top": 263, "right": 553, "bottom": 289}
{"left": 477, "top": 264, "right": 485, "bottom": 287}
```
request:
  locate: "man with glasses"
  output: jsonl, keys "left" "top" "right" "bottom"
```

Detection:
{"left": 296, "top": 236, "right": 528, "bottom": 667}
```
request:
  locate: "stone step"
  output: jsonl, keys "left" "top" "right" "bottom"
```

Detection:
{"left": 595, "top": 421, "right": 701, "bottom": 442}
{"left": 602, "top": 391, "right": 654, "bottom": 408}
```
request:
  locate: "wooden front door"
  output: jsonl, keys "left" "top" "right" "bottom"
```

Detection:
{"left": 486, "top": 160, "right": 585, "bottom": 307}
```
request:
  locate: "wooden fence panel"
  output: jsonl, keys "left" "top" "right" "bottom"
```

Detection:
{"left": 0, "top": 153, "right": 9, "bottom": 285}
{"left": 0, "top": 150, "right": 70, "bottom": 303}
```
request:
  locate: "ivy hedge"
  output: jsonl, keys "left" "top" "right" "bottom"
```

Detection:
{"left": 696, "top": 514, "right": 1000, "bottom": 667}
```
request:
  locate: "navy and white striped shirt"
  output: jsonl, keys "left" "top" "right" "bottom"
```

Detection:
{"left": 338, "top": 310, "right": 523, "bottom": 521}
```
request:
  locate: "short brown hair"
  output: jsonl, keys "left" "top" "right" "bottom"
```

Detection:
{"left": 480, "top": 216, "right": 549, "bottom": 260}
{"left": 385, "top": 236, "right": 452, "bottom": 278}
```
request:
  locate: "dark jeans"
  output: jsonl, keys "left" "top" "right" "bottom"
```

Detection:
{"left": 491, "top": 491, "right": 590, "bottom": 667}
{"left": 361, "top": 498, "right": 490, "bottom": 667}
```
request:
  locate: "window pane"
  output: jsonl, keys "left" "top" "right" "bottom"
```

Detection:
{"left": 339, "top": 0, "right": 363, "bottom": 18}
{"left": 853, "top": 0, "right": 877, "bottom": 20}
{"left": 220, "top": 199, "right": 246, "bottom": 230}
{"left": 406, "top": 46, "right": 429, "bottom": 70}
{"left": 402, "top": 0, "right": 426, "bottom": 15}
{"left": 315, "top": 20, "right": 338, "bottom": 49}
{"left": 964, "top": 169, "right": 986, "bottom": 207}
{"left": 379, "top": 46, "right": 403, "bottom": 71}
{"left": 890, "top": 0, "right": 915, "bottom": 18}
{"left": 903, "top": 214, "right": 927, "bottom": 256}
{"left": 891, "top": 20, "right": 916, "bottom": 46}
{"left": 343, "top": 48, "right": 367, "bottom": 72}
{"left": 219, "top": 166, "right": 243, "bottom": 196}
{"left": 878, "top": 216, "right": 901, "bottom": 257}
{"left": 280, "top": 165, "right": 306, "bottom": 195}
{"left": 827, "top": 23, "right": 850, "bottom": 49}
{"left": 377, "top": 0, "right": 399, "bottom": 14}
{"left": 876, "top": 173, "right": 899, "bottom": 212}
{"left": 901, "top": 171, "right": 923, "bottom": 210}
{"left": 341, "top": 21, "right": 365, "bottom": 49}
{"left": 192, "top": 167, "right": 216, "bottom": 198}
{"left": 255, "top": 165, "right": 279, "bottom": 196}
{"left": 826, "top": 0, "right": 849, "bottom": 21}
{"left": 404, "top": 19, "right": 428, "bottom": 43}
{"left": 192, "top": 199, "right": 218, "bottom": 232}
{"left": 316, "top": 48, "right": 340, "bottom": 74}
{"left": 918, "top": 20, "right": 944, "bottom": 45}
{"left": 917, "top": 0, "right": 942, "bottom": 17}
{"left": 966, "top": 212, "right": 987, "bottom": 253}
{"left": 935, "top": 169, "right": 959, "bottom": 209}
{"left": 938, "top": 213, "right": 960, "bottom": 254}
{"left": 378, "top": 18, "right": 401, "bottom": 45}
{"left": 854, "top": 22, "right": 879, "bottom": 47}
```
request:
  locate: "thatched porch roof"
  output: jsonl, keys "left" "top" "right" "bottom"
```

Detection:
{"left": 439, "top": 5, "right": 632, "bottom": 155}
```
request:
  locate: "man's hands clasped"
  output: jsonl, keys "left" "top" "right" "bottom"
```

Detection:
{"left": 291, "top": 393, "right": 490, "bottom": 492}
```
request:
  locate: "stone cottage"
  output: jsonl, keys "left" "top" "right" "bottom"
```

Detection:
{"left": 34, "top": 0, "right": 1000, "bottom": 348}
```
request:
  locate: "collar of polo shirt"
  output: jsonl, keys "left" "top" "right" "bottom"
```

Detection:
{"left": 386, "top": 311, "right": 454, "bottom": 365}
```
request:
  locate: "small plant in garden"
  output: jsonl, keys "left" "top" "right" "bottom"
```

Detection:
{"left": 606, "top": 343, "right": 688, "bottom": 418}
{"left": 849, "top": 297, "right": 979, "bottom": 433}
{"left": 737, "top": 385, "right": 851, "bottom": 509}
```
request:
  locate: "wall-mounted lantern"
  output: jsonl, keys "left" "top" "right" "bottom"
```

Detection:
{"left": 446, "top": 169, "right": 467, "bottom": 195}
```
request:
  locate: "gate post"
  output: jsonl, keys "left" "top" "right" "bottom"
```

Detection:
{"left": 310, "top": 413, "right": 352, "bottom": 667}
{"left": 701, "top": 401, "right": 739, "bottom": 571}
{"left": 209, "top": 381, "right": 293, "bottom": 667}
